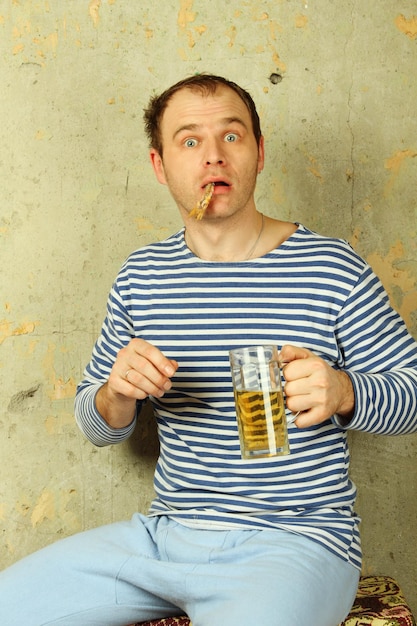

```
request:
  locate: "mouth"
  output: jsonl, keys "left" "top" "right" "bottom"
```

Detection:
{"left": 203, "top": 180, "right": 231, "bottom": 190}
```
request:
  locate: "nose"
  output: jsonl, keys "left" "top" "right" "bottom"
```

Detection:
{"left": 204, "top": 138, "right": 226, "bottom": 166}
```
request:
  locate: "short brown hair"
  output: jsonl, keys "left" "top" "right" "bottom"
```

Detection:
{"left": 143, "top": 74, "right": 262, "bottom": 156}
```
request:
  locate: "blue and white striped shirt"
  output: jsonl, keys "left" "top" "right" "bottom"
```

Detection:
{"left": 75, "top": 224, "right": 417, "bottom": 569}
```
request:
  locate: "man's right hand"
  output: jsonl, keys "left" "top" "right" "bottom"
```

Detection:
{"left": 95, "top": 338, "right": 178, "bottom": 429}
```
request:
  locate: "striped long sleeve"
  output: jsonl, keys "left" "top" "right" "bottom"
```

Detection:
{"left": 75, "top": 224, "right": 417, "bottom": 570}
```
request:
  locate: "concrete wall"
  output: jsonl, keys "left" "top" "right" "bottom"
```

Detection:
{"left": 1, "top": 0, "right": 416, "bottom": 615}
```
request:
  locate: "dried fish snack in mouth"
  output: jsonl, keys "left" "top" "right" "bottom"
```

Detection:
{"left": 190, "top": 182, "right": 215, "bottom": 220}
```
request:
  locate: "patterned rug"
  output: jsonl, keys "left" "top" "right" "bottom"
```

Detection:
{"left": 341, "top": 575, "right": 415, "bottom": 626}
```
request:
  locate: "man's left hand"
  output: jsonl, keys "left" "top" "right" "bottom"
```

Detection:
{"left": 280, "top": 344, "right": 355, "bottom": 428}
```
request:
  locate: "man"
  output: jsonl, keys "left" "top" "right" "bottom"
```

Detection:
{"left": 1, "top": 74, "right": 416, "bottom": 626}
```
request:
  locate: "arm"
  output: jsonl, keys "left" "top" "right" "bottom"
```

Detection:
{"left": 282, "top": 265, "right": 417, "bottom": 434}
{"left": 75, "top": 278, "right": 177, "bottom": 446}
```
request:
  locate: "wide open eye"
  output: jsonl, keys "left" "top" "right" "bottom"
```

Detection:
{"left": 224, "top": 133, "right": 238, "bottom": 143}
{"left": 184, "top": 138, "right": 198, "bottom": 148}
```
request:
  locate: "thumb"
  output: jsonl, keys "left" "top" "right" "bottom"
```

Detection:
{"left": 280, "top": 344, "right": 313, "bottom": 364}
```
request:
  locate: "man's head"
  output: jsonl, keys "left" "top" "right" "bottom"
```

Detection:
{"left": 143, "top": 74, "right": 262, "bottom": 157}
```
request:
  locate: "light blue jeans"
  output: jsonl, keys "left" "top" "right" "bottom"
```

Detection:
{"left": 0, "top": 514, "right": 359, "bottom": 626}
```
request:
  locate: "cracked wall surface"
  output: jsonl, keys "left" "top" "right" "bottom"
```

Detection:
{"left": 1, "top": 0, "right": 416, "bottom": 614}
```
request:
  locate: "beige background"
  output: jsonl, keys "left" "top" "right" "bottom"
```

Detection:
{"left": 1, "top": 0, "right": 416, "bottom": 616}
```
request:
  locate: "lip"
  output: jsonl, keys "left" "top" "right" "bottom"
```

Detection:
{"left": 201, "top": 177, "right": 232, "bottom": 190}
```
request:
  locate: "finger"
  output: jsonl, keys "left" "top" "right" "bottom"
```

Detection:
{"left": 116, "top": 340, "right": 178, "bottom": 398}
{"left": 280, "top": 344, "right": 313, "bottom": 365}
{"left": 130, "top": 338, "right": 178, "bottom": 377}
{"left": 293, "top": 408, "right": 330, "bottom": 428}
{"left": 287, "top": 410, "right": 301, "bottom": 424}
{"left": 124, "top": 354, "right": 176, "bottom": 394}
{"left": 283, "top": 353, "right": 326, "bottom": 384}
{"left": 292, "top": 410, "right": 313, "bottom": 428}
{"left": 123, "top": 366, "right": 172, "bottom": 398}
{"left": 283, "top": 360, "right": 315, "bottom": 383}
{"left": 284, "top": 386, "right": 311, "bottom": 415}
{"left": 106, "top": 366, "right": 149, "bottom": 402}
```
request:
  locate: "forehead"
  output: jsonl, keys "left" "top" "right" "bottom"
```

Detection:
{"left": 160, "top": 85, "right": 252, "bottom": 135}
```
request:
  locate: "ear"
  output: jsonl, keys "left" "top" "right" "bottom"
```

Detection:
{"left": 257, "top": 135, "right": 265, "bottom": 174}
{"left": 150, "top": 149, "right": 167, "bottom": 185}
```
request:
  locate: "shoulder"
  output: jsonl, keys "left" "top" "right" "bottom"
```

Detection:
{"left": 261, "top": 222, "right": 369, "bottom": 291}
{"left": 284, "top": 223, "right": 365, "bottom": 266}
{"left": 116, "top": 230, "right": 189, "bottom": 274}
{"left": 107, "top": 230, "right": 189, "bottom": 294}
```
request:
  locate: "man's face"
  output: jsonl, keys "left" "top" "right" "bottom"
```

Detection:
{"left": 150, "top": 85, "right": 264, "bottom": 221}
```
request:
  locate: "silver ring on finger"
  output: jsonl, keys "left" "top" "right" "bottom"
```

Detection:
{"left": 125, "top": 369, "right": 131, "bottom": 381}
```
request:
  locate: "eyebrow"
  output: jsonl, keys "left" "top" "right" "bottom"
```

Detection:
{"left": 172, "top": 117, "right": 249, "bottom": 140}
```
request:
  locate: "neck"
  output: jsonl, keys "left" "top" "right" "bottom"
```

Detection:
{"left": 184, "top": 212, "right": 265, "bottom": 262}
